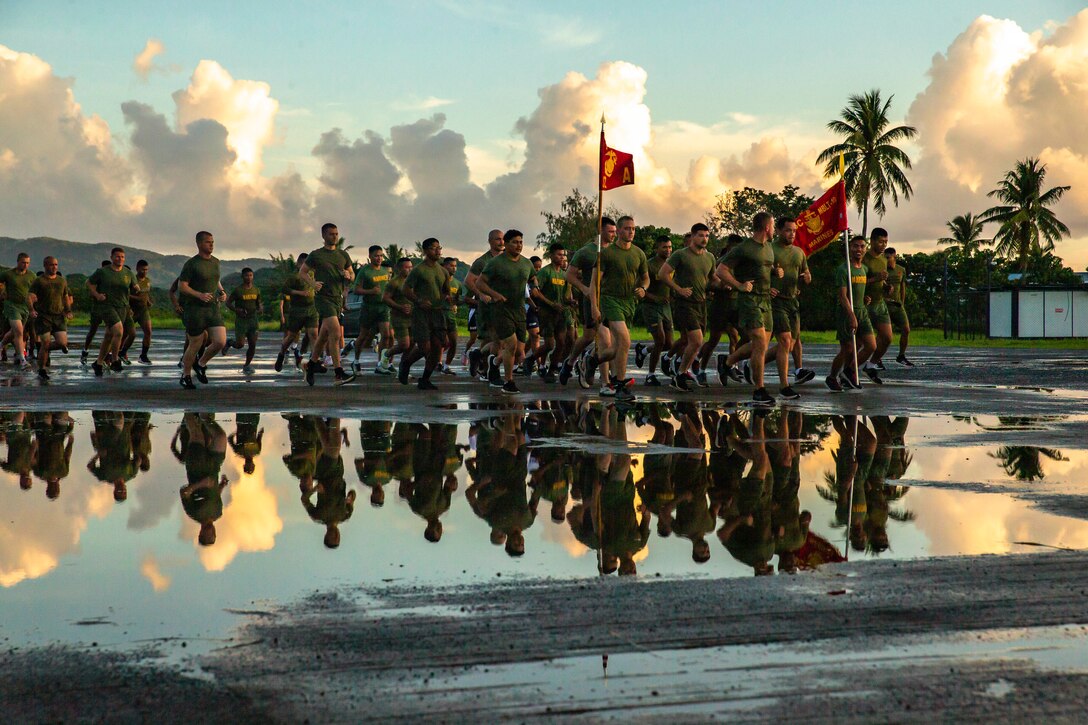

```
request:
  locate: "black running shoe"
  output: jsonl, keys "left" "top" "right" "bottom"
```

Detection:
{"left": 488, "top": 361, "right": 503, "bottom": 388}
{"left": 193, "top": 362, "right": 208, "bottom": 384}
{"left": 305, "top": 360, "right": 316, "bottom": 386}
{"left": 398, "top": 360, "right": 411, "bottom": 385}
{"left": 645, "top": 373, "right": 661, "bottom": 387}
{"left": 468, "top": 348, "right": 482, "bottom": 378}
{"left": 634, "top": 342, "right": 647, "bottom": 369}
{"left": 334, "top": 367, "right": 356, "bottom": 386}
{"left": 839, "top": 372, "right": 861, "bottom": 390}
{"left": 696, "top": 371, "right": 709, "bottom": 388}
{"left": 417, "top": 379, "right": 438, "bottom": 391}
{"left": 558, "top": 360, "right": 573, "bottom": 386}
{"left": 275, "top": 352, "right": 285, "bottom": 372}
{"left": 752, "top": 387, "right": 775, "bottom": 406}
{"left": 896, "top": 354, "right": 915, "bottom": 368}
{"left": 716, "top": 354, "right": 729, "bottom": 386}
{"left": 862, "top": 366, "right": 883, "bottom": 385}
{"left": 727, "top": 362, "right": 744, "bottom": 383}
{"left": 137, "top": 354, "right": 151, "bottom": 365}
{"left": 661, "top": 355, "right": 673, "bottom": 377}
{"left": 671, "top": 374, "right": 692, "bottom": 392}
{"left": 37, "top": 367, "right": 49, "bottom": 381}
{"left": 825, "top": 375, "right": 843, "bottom": 393}
{"left": 575, "top": 360, "right": 590, "bottom": 389}
{"left": 92, "top": 361, "right": 103, "bottom": 377}
{"left": 501, "top": 380, "right": 519, "bottom": 395}
{"left": 779, "top": 385, "right": 800, "bottom": 400}
{"left": 584, "top": 354, "right": 600, "bottom": 385}
{"left": 293, "top": 347, "right": 302, "bottom": 368}
{"left": 120, "top": 355, "right": 132, "bottom": 366}
{"left": 615, "top": 384, "right": 635, "bottom": 400}
{"left": 742, "top": 359, "right": 753, "bottom": 385}
{"left": 871, "top": 360, "right": 886, "bottom": 372}
{"left": 793, "top": 368, "right": 816, "bottom": 385}
{"left": 180, "top": 375, "right": 196, "bottom": 390}
{"left": 313, "top": 360, "right": 328, "bottom": 374}
{"left": 110, "top": 359, "right": 124, "bottom": 372}
{"left": 80, "top": 350, "right": 88, "bottom": 366}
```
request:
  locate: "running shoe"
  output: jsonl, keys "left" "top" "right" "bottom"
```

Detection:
{"left": 468, "top": 348, "right": 482, "bottom": 378}
{"left": 543, "top": 371, "right": 558, "bottom": 384}
{"left": 305, "top": 360, "right": 317, "bottom": 386}
{"left": 583, "top": 354, "right": 600, "bottom": 386}
{"left": 341, "top": 340, "right": 355, "bottom": 357}
{"left": 80, "top": 350, "right": 89, "bottom": 365}
{"left": 862, "top": 366, "right": 883, "bottom": 385}
{"left": 661, "top": 355, "right": 673, "bottom": 377}
{"left": 558, "top": 360, "right": 574, "bottom": 386}
{"left": 398, "top": 361, "right": 411, "bottom": 386}
{"left": 599, "top": 384, "right": 616, "bottom": 397}
{"left": 242, "top": 364, "right": 256, "bottom": 375}
{"left": 418, "top": 379, "right": 439, "bottom": 391}
{"left": 180, "top": 375, "right": 196, "bottom": 390}
{"left": 110, "top": 359, "right": 124, "bottom": 373}
{"left": 741, "top": 359, "right": 753, "bottom": 385}
{"left": 645, "top": 373, "right": 662, "bottom": 387}
{"left": 839, "top": 372, "right": 862, "bottom": 390}
{"left": 793, "top": 368, "right": 816, "bottom": 385}
{"left": 752, "top": 387, "right": 775, "bottom": 406}
{"left": 334, "top": 367, "right": 356, "bottom": 386}
{"left": 696, "top": 371, "right": 709, "bottom": 388}
{"left": 275, "top": 351, "right": 286, "bottom": 372}
{"left": 92, "top": 361, "right": 103, "bottom": 377}
{"left": 439, "top": 365, "right": 456, "bottom": 375}
{"left": 374, "top": 362, "right": 392, "bottom": 375}
{"left": 716, "top": 354, "right": 730, "bottom": 386}
{"left": 137, "top": 354, "right": 151, "bottom": 365}
{"left": 119, "top": 355, "right": 132, "bottom": 366}
{"left": 575, "top": 360, "right": 590, "bottom": 390}
{"left": 779, "top": 385, "right": 800, "bottom": 400}
{"left": 825, "top": 375, "right": 843, "bottom": 393}
{"left": 37, "top": 367, "right": 49, "bottom": 381}
{"left": 634, "top": 342, "right": 647, "bottom": 369}
{"left": 193, "top": 362, "right": 209, "bottom": 384}
{"left": 671, "top": 373, "right": 692, "bottom": 392}
{"left": 501, "top": 381, "right": 520, "bottom": 395}
{"left": 896, "top": 354, "right": 915, "bottom": 367}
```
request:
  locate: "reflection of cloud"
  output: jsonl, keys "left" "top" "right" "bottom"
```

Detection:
{"left": 188, "top": 460, "right": 282, "bottom": 572}
{"left": 140, "top": 553, "right": 171, "bottom": 592}
{"left": 539, "top": 515, "right": 589, "bottom": 557}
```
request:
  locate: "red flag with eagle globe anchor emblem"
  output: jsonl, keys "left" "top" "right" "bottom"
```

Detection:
{"left": 599, "top": 131, "right": 634, "bottom": 191}
{"left": 795, "top": 180, "right": 849, "bottom": 257}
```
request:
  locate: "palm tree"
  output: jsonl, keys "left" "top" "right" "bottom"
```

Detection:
{"left": 384, "top": 244, "right": 405, "bottom": 266}
{"left": 937, "top": 213, "right": 990, "bottom": 258}
{"left": 980, "top": 157, "right": 1071, "bottom": 272}
{"left": 817, "top": 90, "right": 917, "bottom": 236}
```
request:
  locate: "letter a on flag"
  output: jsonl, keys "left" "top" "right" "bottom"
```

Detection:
{"left": 795, "top": 180, "right": 849, "bottom": 257}
{"left": 599, "top": 131, "right": 635, "bottom": 191}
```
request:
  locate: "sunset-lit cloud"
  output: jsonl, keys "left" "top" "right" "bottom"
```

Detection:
{"left": 133, "top": 39, "right": 165, "bottom": 80}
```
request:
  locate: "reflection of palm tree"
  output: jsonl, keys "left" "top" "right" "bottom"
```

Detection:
{"left": 990, "top": 446, "right": 1067, "bottom": 482}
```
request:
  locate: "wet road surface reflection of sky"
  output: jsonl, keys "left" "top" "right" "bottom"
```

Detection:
{"left": 1, "top": 405, "right": 1087, "bottom": 653}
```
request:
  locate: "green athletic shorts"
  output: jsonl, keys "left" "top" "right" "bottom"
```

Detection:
{"left": 444, "top": 311, "right": 457, "bottom": 335}
{"left": 123, "top": 309, "right": 135, "bottom": 335}
{"left": 235, "top": 316, "right": 259, "bottom": 341}
{"left": 91, "top": 304, "right": 123, "bottom": 327}
{"left": 490, "top": 303, "right": 528, "bottom": 343}
{"left": 359, "top": 304, "right": 390, "bottom": 330}
{"left": 410, "top": 309, "right": 447, "bottom": 342}
{"left": 391, "top": 312, "right": 411, "bottom": 340}
{"left": 707, "top": 294, "right": 732, "bottom": 333}
{"left": 887, "top": 301, "right": 909, "bottom": 330}
{"left": 131, "top": 306, "right": 151, "bottom": 327}
{"left": 4, "top": 302, "right": 29, "bottom": 324}
{"left": 315, "top": 295, "right": 341, "bottom": 321}
{"left": 641, "top": 301, "right": 672, "bottom": 328}
{"left": 287, "top": 307, "right": 319, "bottom": 333}
{"left": 837, "top": 306, "right": 873, "bottom": 342}
{"left": 538, "top": 308, "right": 561, "bottom": 338}
{"left": 867, "top": 299, "right": 890, "bottom": 326}
{"left": 600, "top": 295, "right": 635, "bottom": 326}
{"left": 772, "top": 296, "right": 801, "bottom": 338}
{"left": 182, "top": 305, "right": 224, "bottom": 337}
{"left": 579, "top": 297, "right": 597, "bottom": 330}
{"left": 672, "top": 298, "right": 706, "bottom": 333}
{"left": 36, "top": 312, "right": 67, "bottom": 335}
{"left": 735, "top": 294, "right": 772, "bottom": 332}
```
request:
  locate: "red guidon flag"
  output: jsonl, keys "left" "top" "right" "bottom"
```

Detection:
{"left": 599, "top": 131, "right": 634, "bottom": 191}
{"left": 795, "top": 180, "right": 849, "bottom": 256}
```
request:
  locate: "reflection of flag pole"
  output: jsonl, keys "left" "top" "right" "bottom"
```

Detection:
{"left": 844, "top": 414, "right": 858, "bottom": 561}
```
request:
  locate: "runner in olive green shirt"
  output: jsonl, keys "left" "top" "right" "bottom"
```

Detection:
{"left": 275, "top": 253, "right": 319, "bottom": 373}
{"left": 529, "top": 244, "right": 574, "bottom": 382}
{"left": 716, "top": 212, "right": 782, "bottom": 405}
{"left": 883, "top": 246, "right": 914, "bottom": 366}
{"left": 477, "top": 229, "right": 536, "bottom": 394}
{"left": 178, "top": 232, "right": 228, "bottom": 389}
{"left": 226, "top": 267, "right": 263, "bottom": 372}
{"left": 658, "top": 224, "right": 715, "bottom": 390}
{"left": 300, "top": 222, "right": 355, "bottom": 386}
{"left": 0, "top": 253, "right": 35, "bottom": 366}
{"left": 383, "top": 257, "right": 415, "bottom": 375}
{"left": 440, "top": 256, "right": 462, "bottom": 374}
{"left": 28, "top": 256, "right": 72, "bottom": 380}
{"left": 120, "top": 260, "right": 154, "bottom": 365}
{"left": 464, "top": 230, "right": 505, "bottom": 380}
{"left": 87, "top": 248, "right": 140, "bottom": 377}
{"left": 635, "top": 236, "right": 674, "bottom": 385}
{"left": 585, "top": 215, "right": 648, "bottom": 397}
{"left": 767, "top": 218, "right": 814, "bottom": 396}
{"left": 862, "top": 228, "right": 894, "bottom": 375}
{"left": 398, "top": 238, "right": 451, "bottom": 390}
{"left": 350, "top": 245, "right": 394, "bottom": 373}
{"left": 560, "top": 217, "right": 616, "bottom": 388}
{"left": 827, "top": 235, "right": 878, "bottom": 392}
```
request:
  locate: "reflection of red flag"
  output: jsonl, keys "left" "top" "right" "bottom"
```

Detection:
{"left": 599, "top": 131, "right": 634, "bottom": 191}
{"left": 793, "top": 531, "right": 847, "bottom": 570}
{"left": 795, "top": 180, "right": 849, "bottom": 257}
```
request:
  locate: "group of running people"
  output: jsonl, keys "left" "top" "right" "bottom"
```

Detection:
{"left": 0, "top": 212, "right": 913, "bottom": 399}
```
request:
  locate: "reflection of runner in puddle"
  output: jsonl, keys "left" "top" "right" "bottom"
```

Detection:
{"left": 228, "top": 413, "right": 263, "bottom": 475}
{"left": 174, "top": 413, "right": 228, "bottom": 546}
{"left": 88, "top": 411, "right": 139, "bottom": 502}
{"left": 719, "top": 411, "right": 774, "bottom": 575}
{"left": 301, "top": 417, "right": 354, "bottom": 549}
{"left": 528, "top": 412, "right": 572, "bottom": 524}
{"left": 824, "top": 415, "right": 875, "bottom": 554}
{"left": 403, "top": 423, "right": 459, "bottom": 543}
{"left": 355, "top": 420, "right": 392, "bottom": 507}
{"left": 637, "top": 404, "right": 676, "bottom": 538}
{"left": 281, "top": 413, "right": 320, "bottom": 493}
{"left": 129, "top": 411, "right": 152, "bottom": 475}
{"left": 671, "top": 404, "right": 713, "bottom": 564}
{"left": 30, "top": 412, "right": 74, "bottom": 499}
{"left": 466, "top": 413, "right": 532, "bottom": 557}
{"left": 1, "top": 411, "right": 33, "bottom": 491}
{"left": 769, "top": 411, "right": 804, "bottom": 573}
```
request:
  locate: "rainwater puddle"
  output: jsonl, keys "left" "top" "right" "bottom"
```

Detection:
{"left": 1, "top": 406, "right": 1086, "bottom": 656}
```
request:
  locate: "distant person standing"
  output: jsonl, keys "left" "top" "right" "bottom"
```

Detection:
{"left": 301, "top": 222, "right": 355, "bottom": 387}
{"left": 28, "top": 256, "right": 72, "bottom": 380}
{"left": 178, "top": 231, "right": 228, "bottom": 389}
{"left": 226, "top": 267, "right": 263, "bottom": 374}
{"left": 86, "top": 248, "right": 139, "bottom": 377}
{"left": 883, "top": 247, "right": 913, "bottom": 367}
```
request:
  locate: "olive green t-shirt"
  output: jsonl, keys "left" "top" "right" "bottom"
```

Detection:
{"left": 89, "top": 266, "right": 138, "bottom": 310}
{"left": 862, "top": 250, "right": 888, "bottom": 303}
{"left": 536, "top": 264, "right": 570, "bottom": 309}
{"left": 29, "top": 275, "right": 70, "bottom": 315}
{"left": 179, "top": 255, "right": 221, "bottom": 309}
{"left": 469, "top": 251, "right": 501, "bottom": 277}
{"left": 598, "top": 243, "right": 648, "bottom": 299}
{"left": 445, "top": 275, "right": 462, "bottom": 313}
{"left": 568, "top": 245, "right": 600, "bottom": 292}
{"left": 306, "top": 246, "right": 353, "bottom": 303}
{"left": 771, "top": 242, "right": 809, "bottom": 300}
{"left": 283, "top": 271, "right": 316, "bottom": 312}
{"left": 885, "top": 263, "right": 906, "bottom": 304}
{"left": 664, "top": 247, "right": 715, "bottom": 303}
{"left": 386, "top": 275, "right": 410, "bottom": 313}
{"left": 646, "top": 255, "right": 672, "bottom": 303}
{"left": 404, "top": 261, "right": 450, "bottom": 307}
{"left": 229, "top": 285, "right": 262, "bottom": 317}
{"left": 834, "top": 262, "right": 868, "bottom": 313}
{"left": 131, "top": 276, "right": 152, "bottom": 311}
{"left": 482, "top": 254, "right": 535, "bottom": 310}
{"left": 720, "top": 238, "right": 775, "bottom": 295}
{"left": 0, "top": 268, "right": 34, "bottom": 306}
{"left": 357, "top": 264, "right": 392, "bottom": 307}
